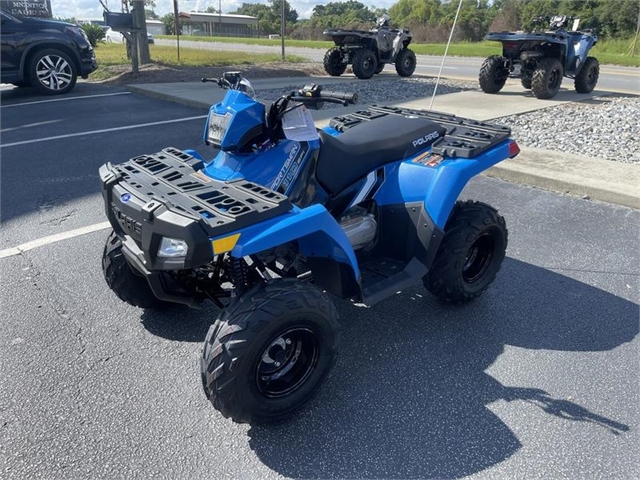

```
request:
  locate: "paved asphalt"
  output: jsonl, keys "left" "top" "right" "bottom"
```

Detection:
{"left": 1, "top": 82, "right": 639, "bottom": 479}
{"left": 155, "top": 39, "right": 640, "bottom": 94}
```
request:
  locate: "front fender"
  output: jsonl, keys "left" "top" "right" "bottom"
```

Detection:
{"left": 224, "top": 203, "right": 360, "bottom": 280}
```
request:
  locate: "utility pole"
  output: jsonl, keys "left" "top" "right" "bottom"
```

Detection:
{"left": 131, "top": 0, "right": 150, "bottom": 64}
{"left": 281, "top": 0, "right": 285, "bottom": 60}
{"left": 173, "top": 0, "right": 180, "bottom": 61}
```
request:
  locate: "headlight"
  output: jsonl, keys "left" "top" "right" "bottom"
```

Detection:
{"left": 206, "top": 112, "right": 232, "bottom": 145}
{"left": 158, "top": 237, "right": 189, "bottom": 258}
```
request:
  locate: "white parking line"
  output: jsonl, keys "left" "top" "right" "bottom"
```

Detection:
{"left": 0, "top": 92, "right": 132, "bottom": 108}
{"left": 0, "top": 222, "right": 112, "bottom": 259}
{"left": 0, "top": 115, "right": 207, "bottom": 148}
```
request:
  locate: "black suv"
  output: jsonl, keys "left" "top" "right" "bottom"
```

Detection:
{"left": 1, "top": 9, "right": 98, "bottom": 94}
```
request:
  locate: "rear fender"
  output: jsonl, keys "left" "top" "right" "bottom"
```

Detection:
{"left": 425, "top": 140, "right": 515, "bottom": 228}
{"left": 222, "top": 203, "right": 360, "bottom": 285}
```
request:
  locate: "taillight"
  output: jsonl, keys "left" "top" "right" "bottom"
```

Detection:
{"left": 508, "top": 140, "right": 520, "bottom": 158}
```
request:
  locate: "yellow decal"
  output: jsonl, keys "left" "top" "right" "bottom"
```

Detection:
{"left": 211, "top": 233, "right": 241, "bottom": 255}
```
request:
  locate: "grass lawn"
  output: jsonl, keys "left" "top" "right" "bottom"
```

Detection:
{"left": 156, "top": 35, "right": 640, "bottom": 67}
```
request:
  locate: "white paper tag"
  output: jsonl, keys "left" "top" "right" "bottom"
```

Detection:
{"left": 282, "top": 105, "right": 319, "bottom": 142}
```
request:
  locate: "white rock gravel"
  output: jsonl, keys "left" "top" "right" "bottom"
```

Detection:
{"left": 495, "top": 95, "right": 640, "bottom": 164}
{"left": 258, "top": 78, "right": 639, "bottom": 165}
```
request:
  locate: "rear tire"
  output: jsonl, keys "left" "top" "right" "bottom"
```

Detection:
{"left": 395, "top": 48, "right": 416, "bottom": 77}
{"left": 352, "top": 48, "right": 378, "bottom": 79}
{"left": 375, "top": 63, "right": 385, "bottom": 74}
{"left": 574, "top": 56, "right": 599, "bottom": 93}
{"left": 323, "top": 47, "right": 346, "bottom": 76}
{"left": 531, "top": 57, "right": 563, "bottom": 99}
{"left": 521, "top": 76, "right": 532, "bottom": 89}
{"left": 201, "top": 280, "right": 339, "bottom": 424}
{"left": 102, "top": 231, "right": 169, "bottom": 310}
{"left": 423, "top": 201, "right": 508, "bottom": 303}
{"left": 28, "top": 48, "right": 77, "bottom": 95}
{"left": 478, "top": 55, "right": 508, "bottom": 94}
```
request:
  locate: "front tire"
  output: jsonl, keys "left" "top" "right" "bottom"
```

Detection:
{"left": 102, "top": 231, "right": 169, "bottom": 309}
{"left": 423, "top": 201, "right": 507, "bottom": 303}
{"left": 521, "top": 76, "right": 532, "bottom": 89}
{"left": 531, "top": 57, "right": 563, "bottom": 99}
{"left": 352, "top": 48, "right": 378, "bottom": 79}
{"left": 323, "top": 47, "right": 347, "bottom": 76}
{"left": 201, "top": 280, "right": 339, "bottom": 424}
{"left": 395, "top": 48, "right": 416, "bottom": 77}
{"left": 28, "top": 49, "right": 77, "bottom": 95}
{"left": 574, "top": 56, "right": 599, "bottom": 93}
{"left": 478, "top": 55, "right": 508, "bottom": 94}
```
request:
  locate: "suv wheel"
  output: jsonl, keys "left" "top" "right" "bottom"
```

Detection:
{"left": 29, "top": 49, "right": 77, "bottom": 95}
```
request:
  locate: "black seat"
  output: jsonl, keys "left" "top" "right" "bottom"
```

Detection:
{"left": 316, "top": 115, "right": 446, "bottom": 196}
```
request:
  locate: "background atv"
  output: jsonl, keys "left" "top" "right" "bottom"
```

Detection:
{"left": 323, "top": 15, "right": 416, "bottom": 79}
{"left": 479, "top": 15, "right": 599, "bottom": 99}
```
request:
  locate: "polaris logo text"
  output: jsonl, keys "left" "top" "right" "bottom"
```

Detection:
{"left": 412, "top": 132, "right": 440, "bottom": 147}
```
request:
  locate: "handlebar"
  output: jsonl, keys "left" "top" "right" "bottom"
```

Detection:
{"left": 318, "top": 90, "right": 358, "bottom": 104}
{"left": 295, "top": 84, "right": 358, "bottom": 106}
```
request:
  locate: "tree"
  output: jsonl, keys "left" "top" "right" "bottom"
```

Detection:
{"left": 310, "top": 0, "right": 375, "bottom": 29}
{"left": 145, "top": 9, "right": 159, "bottom": 20}
{"left": 161, "top": 12, "right": 175, "bottom": 35}
{"left": 230, "top": 0, "right": 298, "bottom": 35}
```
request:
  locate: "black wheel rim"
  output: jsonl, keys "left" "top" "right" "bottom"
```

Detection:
{"left": 256, "top": 327, "right": 319, "bottom": 398}
{"left": 548, "top": 68, "right": 561, "bottom": 89}
{"left": 463, "top": 233, "right": 494, "bottom": 283}
{"left": 362, "top": 55, "right": 374, "bottom": 74}
{"left": 587, "top": 65, "right": 597, "bottom": 86}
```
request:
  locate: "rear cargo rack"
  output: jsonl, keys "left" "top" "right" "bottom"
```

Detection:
{"left": 329, "top": 106, "right": 511, "bottom": 159}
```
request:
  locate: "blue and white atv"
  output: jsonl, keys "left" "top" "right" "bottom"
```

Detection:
{"left": 480, "top": 15, "right": 599, "bottom": 99}
{"left": 99, "top": 72, "right": 520, "bottom": 424}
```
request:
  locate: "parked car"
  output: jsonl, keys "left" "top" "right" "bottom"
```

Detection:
{"left": 104, "top": 27, "right": 154, "bottom": 44}
{"left": 0, "top": 9, "right": 98, "bottom": 94}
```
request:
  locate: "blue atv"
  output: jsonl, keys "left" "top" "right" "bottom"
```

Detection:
{"left": 480, "top": 15, "right": 599, "bottom": 99}
{"left": 100, "top": 72, "right": 520, "bottom": 424}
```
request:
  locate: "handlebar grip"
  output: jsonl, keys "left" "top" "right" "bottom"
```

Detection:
{"left": 319, "top": 90, "right": 358, "bottom": 104}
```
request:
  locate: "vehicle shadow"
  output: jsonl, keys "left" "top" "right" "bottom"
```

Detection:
{"left": 140, "top": 304, "right": 216, "bottom": 342}
{"left": 245, "top": 257, "right": 636, "bottom": 479}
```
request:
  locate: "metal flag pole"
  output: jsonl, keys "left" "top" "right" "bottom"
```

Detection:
{"left": 430, "top": 0, "right": 464, "bottom": 110}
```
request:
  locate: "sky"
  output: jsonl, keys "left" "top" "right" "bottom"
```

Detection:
{"left": 52, "top": 0, "right": 398, "bottom": 21}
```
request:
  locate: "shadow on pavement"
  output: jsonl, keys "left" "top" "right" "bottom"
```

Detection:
{"left": 244, "top": 257, "right": 637, "bottom": 479}
{"left": 140, "top": 304, "right": 217, "bottom": 342}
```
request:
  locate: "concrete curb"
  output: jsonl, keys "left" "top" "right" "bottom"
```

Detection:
{"left": 486, "top": 148, "right": 639, "bottom": 210}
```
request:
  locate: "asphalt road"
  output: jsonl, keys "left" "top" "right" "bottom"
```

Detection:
{"left": 1, "top": 83, "right": 639, "bottom": 479}
{"left": 155, "top": 39, "right": 640, "bottom": 94}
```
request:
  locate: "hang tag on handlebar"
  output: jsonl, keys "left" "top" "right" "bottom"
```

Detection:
{"left": 282, "top": 106, "right": 319, "bottom": 142}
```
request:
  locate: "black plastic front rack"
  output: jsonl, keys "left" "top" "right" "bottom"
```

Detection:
{"left": 100, "top": 147, "right": 292, "bottom": 270}
{"left": 329, "top": 106, "right": 511, "bottom": 159}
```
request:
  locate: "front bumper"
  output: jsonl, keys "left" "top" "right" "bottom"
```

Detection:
{"left": 100, "top": 147, "right": 292, "bottom": 273}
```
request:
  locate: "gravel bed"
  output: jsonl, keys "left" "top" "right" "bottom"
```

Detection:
{"left": 495, "top": 95, "right": 640, "bottom": 164}
{"left": 258, "top": 76, "right": 639, "bottom": 165}
{"left": 257, "top": 77, "right": 477, "bottom": 109}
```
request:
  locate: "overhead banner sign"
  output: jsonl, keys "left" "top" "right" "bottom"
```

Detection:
{"left": 1, "top": 0, "right": 52, "bottom": 18}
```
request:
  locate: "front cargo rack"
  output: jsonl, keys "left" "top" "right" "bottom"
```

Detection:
{"left": 329, "top": 106, "right": 511, "bottom": 159}
{"left": 101, "top": 147, "right": 292, "bottom": 238}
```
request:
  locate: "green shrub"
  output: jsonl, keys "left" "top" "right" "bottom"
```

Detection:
{"left": 81, "top": 23, "right": 106, "bottom": 48}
